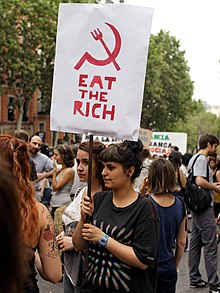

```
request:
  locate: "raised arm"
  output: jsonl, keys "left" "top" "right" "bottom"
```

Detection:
{"left": 52, "top": 167, "right": 74, "bottom": 191}
{"left": 35, "top": 203, "right": 62, "bottom": 283}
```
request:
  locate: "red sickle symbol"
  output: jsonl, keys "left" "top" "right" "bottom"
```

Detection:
{"left": 74, "top": 22, "right": 121, "bottom": 71}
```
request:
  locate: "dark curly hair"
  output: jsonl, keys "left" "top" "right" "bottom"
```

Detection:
{"left": 55, "top": 144, "right": 75, "bottom": 168}
{"left": 99, "top": 140, "right": 144, "bottom": 181}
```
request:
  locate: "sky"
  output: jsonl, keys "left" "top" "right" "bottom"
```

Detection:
{"left": 105, "top": 0, "right": 220, "bottom": 106}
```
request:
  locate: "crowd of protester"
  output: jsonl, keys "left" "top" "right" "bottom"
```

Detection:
{"left": 0, "top": 130, "right": 220, "bottom": 293}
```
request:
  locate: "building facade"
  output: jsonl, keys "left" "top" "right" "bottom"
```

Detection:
{"left": 0, "top": 91, "right": 78, "bottom": 146}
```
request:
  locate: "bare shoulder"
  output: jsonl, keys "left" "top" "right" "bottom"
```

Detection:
{"left": 37, "top": 202, "right": 53, "bottom": 227}
{"left": 216, "top": 170, "right": 220, "bottom": 181}
{"left": 64, "top": 167, "right": 75, "bottom": 180}
{"left": 65, "top": 167, "right": 75, "bottom": 175}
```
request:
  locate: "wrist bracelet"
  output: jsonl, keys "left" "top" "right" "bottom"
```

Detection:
{"left": 99, "top": 234, "right": 109, "bottom": 248}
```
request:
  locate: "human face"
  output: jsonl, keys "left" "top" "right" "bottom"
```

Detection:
{"left": 102, "top": 162, "right": 129, "bottom": 190}
{"left": 76, "top": 150, "right": 89, "bottom": 182}
{"left": 28, "top": 136, "right": 42, "bottom": 155}
{"left": 208, "top": 143, "right": 218, "bottom": 156}
{"left": 76, "top": 150, "right": 98, "bottom": 183}
{"left": 53, "top": 149, "right": 63, "bottom": 165}
{"left": 209, "top": 159, "right": 216, "bottom": 170}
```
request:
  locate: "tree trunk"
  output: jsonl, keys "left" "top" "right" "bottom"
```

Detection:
{"left": 16, "top": 97, "right": 25, "bottom": 130}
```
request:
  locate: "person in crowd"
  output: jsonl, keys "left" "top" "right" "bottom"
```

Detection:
{"left": 0, "top": 165, "right": 24, "bottom": 293}
{"left": 40, "top": 143, "right": 53, "bottom": 207}
{"left": 0, "top": 134, "right": 62, "bottom": 292}
{"left": 188, "top": 134, "right": 220, "bottom": 292}
{"left": 40, "top": 143, "right": 50, "bottom": 157}
{"left": 50, "top": 144, "right": 75, "bottom": 219}
{"left": 152, "top": 154, "right": 159, "bottom": 160}
{"left": 171, "top": 145, "right": 179, "bottom": 152}
{"left": 209, "top": 156, "right": 217, "bottom": 174}
{"left": 168, "top": 151, "right": 186, "bottom": 198}
{"left": 213, "top": 159, "right": 220, "bottom": 220}
{"left": 28, "top": 135, "right": 53, "bottom": 201}
{"left": 180, "top": 153, "right": 193, "bottom": 181}
{"left": 134, "top": 148, "right": 152, "bottom": 192}
{"left": 145, "top": 158, "right": 187, "bottom": 292}
{"left": 72, "top": 140, "right": 160, "bottom": 293}
{"left": 180, "top": 153, "right": 193, "bottom": 222}
{"left": 13, "top": 129, "right": 37, "bottom": 182}
{"left": 57, "top": 140, "right": 106, "bottom": 293}
{"left": 69, "top": 143, "right": 86, "bottom": 200}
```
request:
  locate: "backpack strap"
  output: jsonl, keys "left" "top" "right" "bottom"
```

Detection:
{"left": 191, "top": 154, "right": 209, "bottom": 182}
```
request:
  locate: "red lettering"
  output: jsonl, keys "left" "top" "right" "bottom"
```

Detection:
{"left": 102, "top": 104, "right": 115, "bottom": 121}
{"left": 89, "top": 91, "right": 99, "bottom": 100}
{"left": 92, "top": 103, "right": 101, "bottom": 118}
{"left": 73, "top": 101, "right": 115, "bottom": 121}
{"left": 104, "top": 76, "right": 116, "bottom": 90}
{"left": 73, "top": 101, "right": 84, "bottom": 116}
{"left": 100, "top": 92, "right": 108, "bottom": 102}
{"left": 85, "top": 101, "right": 90, "bottom": 117}
{"left": 90, "top": 76, "right": 103, "bottom": 89}
{"left": 78, "top": 74, "right": 88, "bottom": 87}
{"left": 79, "top": 89, "right": 87, "bottom": 99}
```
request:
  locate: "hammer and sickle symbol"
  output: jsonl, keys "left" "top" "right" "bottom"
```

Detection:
{"left": 74, "top": 22, "right": 121, "bottom": 71}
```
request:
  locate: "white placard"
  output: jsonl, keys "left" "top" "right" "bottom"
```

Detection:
{"left": 50, "top": 4, "right": 153, "bottom": 140}
{"left": 149, "top": 132, "right": 187, "bottom": 156}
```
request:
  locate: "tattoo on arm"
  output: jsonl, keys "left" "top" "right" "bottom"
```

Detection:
{"left": 43, "top": 215, "right": 59, "bottom": 258}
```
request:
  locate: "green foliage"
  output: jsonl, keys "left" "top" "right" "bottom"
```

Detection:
{"left": 141, "top": 30, "right": 194, "bottom": 131}
{"left": 0, "top": 0, "right": 99, "bottom": 127}
{"left": 175, "top": 101, "right": 220, "bottom": 151}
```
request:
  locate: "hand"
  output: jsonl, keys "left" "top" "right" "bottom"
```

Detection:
{"left": 53, "top": 160, "right": 57, "bottom": 173}
{"left": 80, "top": 195, "right": 94, "bottom": 220}
{"left": 214, "top": 182, "right": 220, "bottom": 194}
{"left": 57, "top": 236, "right": 74, "bottom": 252}
{"left": 82, "top": 223, "right": 105, "bottom": 243}
{"left": 140, "top": 176, "right": 149, "bottom": 195}
{"left": 37, "top": 173, "right": 46, "bottom": 181}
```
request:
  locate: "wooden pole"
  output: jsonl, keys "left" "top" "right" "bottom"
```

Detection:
{"left": 84, "top": 134, "right": 93, "bottom": 272}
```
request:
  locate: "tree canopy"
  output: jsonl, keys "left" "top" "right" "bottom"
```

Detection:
{"left": 0, "top": 0, "right": 99, "bottom": 129}
{"left": 141, "top": 30, "right": 194, "bottom": 132}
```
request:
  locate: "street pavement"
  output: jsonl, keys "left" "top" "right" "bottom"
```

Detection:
{"left": 38, "top": 217, "right": 220, "bottom": 293}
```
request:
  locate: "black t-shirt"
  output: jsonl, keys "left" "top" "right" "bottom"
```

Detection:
{"left": 29, "top": 159, "right": 37, "bottom": 181}
{"left": 82, "top": 191, "right": 159, "bottom": 293}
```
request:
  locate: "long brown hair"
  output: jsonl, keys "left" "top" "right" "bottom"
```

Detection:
{"left": 0, "top": 165, "right": 24, "bottom": 293}
{"left": 0, "top": 135, "right": 39, "bottom": 247}
{"left": 148, "top": 157, "right": 179, "bottom": 194}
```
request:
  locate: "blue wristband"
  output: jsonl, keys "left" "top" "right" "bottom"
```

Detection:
{"left": 99, "top": 234, "right": 109, "bottom": 248}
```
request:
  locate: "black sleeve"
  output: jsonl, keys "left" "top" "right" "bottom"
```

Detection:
{"left": 29, "top": 160, "right": 37, "bottom": 181}
{"left": 133, "top": 200, "right": 160, "bottom": 267}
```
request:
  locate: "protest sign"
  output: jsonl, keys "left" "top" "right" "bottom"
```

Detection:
{"left": 50, "top": 4, "right": 153, "bottom": 140}
{"left": 138, "top": 128, "right": 152, "bottom": 148}
{"left": 149, "top": 132, "right": 187, "bottom": 156}
{"left": 82, "top": 134, "right": 121, "bottom": 146}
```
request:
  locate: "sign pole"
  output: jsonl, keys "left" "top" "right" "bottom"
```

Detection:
{"left": 87, "top": 134, "right": 93, "bottom": 201}
{"left": 84, "top": 134, "right": 93, "bottom": 272}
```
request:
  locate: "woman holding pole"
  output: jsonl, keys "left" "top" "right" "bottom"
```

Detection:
{"left": 72, "top": 140, "right": 160, "bottom": 293}
{"left": 57, "top": 140, "right": 106, "bottom": 292}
